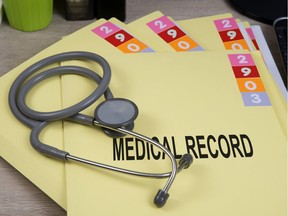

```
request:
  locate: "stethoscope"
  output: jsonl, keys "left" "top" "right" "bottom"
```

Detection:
{"left": 8, "top": 51, "right": 193, "bottom": 208}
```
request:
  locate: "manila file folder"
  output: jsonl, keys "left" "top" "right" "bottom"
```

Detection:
{"left": 0, "top": 12, "right": 286, "bottom": 215}
{"left": 0, "top": 16, "right": 153, "bottom": 209}
{"left": 0, "top": 17, "right": 286, "bottom": 214}
{"left": 126, "top": 11, "right": 253, "bottom": 52}
{"left": 0, "top": 53, "right": 67, "bottom": 209}
{"left": 61, "top": 52, "right": 286, "bottom": 215}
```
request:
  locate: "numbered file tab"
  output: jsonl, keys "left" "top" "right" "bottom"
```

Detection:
{"left": 214, "top": 18, "right": 251, "bottom": 51}
{"left": 92, "top": 21, "right": 154, "bottom": 53}
{"left": 228, "top": 54, "right": 271, "bottom": 106}
{"left": 146, "top": 15, "right": 204, "bottom": 52}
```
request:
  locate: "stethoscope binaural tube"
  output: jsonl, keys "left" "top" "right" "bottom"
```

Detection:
{"left": 9, "top": 51, "right": 112, "bottom": 127}
{"left": 8, "top": 51, "right": 193, "bottom": 208}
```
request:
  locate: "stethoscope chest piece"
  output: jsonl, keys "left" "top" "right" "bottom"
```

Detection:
{"left": 9, "top": 51, "right": 193, "bottom": 208}
{"left": 94, "top": 98, "right": 139, "bottom": 138}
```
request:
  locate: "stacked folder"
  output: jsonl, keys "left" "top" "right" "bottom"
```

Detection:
{"left": 0, "top": 11, "right": 286, "bottom": 216}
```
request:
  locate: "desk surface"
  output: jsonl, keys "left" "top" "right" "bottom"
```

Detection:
{"left": 0, "top": 0, "right": 284, "bottom": 215}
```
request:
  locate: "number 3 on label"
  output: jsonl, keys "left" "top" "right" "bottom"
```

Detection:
{"left": 250, "top": 93, "right": 262, "bottom": 104}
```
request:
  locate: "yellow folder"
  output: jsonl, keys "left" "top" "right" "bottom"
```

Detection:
{"left": 0, "top": 12, "right": 286, "bottom": 216}
{"left": 0, "top": 14, "right": 159, "bottom": 209}
{"left": 0, "top": 53, "right": 67, "bottom": 209}
{"left": 127, "top": 11, "right": 254, "bottom": 52}
{"left": 60, "top": 52, "right": 286, "bottom": 216}
{"left": 0, "top": 15, "right": 156, "bottom": 210}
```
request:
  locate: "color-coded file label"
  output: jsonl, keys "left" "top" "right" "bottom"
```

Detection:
{"left": 228, "top": 54, "right": 271, "bottom": 106}
{"left": 214, "top": 18, "right": 251, "bottom": 51}
{"left": 92, "top": 21, "right": 154, "bottom": 53}
{"left": 246, "top": 27, "right": 260, "bottom": 50}
{"left": 146, "top": 15, "right": 204, "bottom": 51}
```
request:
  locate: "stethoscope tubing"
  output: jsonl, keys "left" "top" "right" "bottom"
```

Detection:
{"left": 9, "top": 51, "right": 112, "bottom": 128}
{"left": 93, "top": 120, "right": 177, "bottom": 192}
{"left": 8, "top": 51, "right": 191, "bottom": 208}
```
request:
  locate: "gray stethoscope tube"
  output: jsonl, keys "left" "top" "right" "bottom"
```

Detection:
{"left": 8, "top": 51, "right": 193, "bottom": 208}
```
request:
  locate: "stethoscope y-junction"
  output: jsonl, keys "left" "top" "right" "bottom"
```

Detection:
{"left": 8, "top": 51, "right": 193, "bottom": 208}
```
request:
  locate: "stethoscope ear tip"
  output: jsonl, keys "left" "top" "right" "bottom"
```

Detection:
{"left": 154, "top": 189, "right": 170, "bottom": 208}
{"left": 179, "top": 153, "right": 193, "bottom": 169}
{"left": 152, "top": 154, "right": 193, "bottom": 208}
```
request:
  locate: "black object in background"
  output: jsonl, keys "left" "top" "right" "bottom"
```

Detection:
{"left": 228, "top": 0, "right": 287, "bottom": 25}
{"left": 65, "top": 0, "right": 94, "bottom": 20}
{"left": 95, "top": 0, "right": 126, "bottom": 22}
{"left": 273, "top": 18, "right": 287, "bottom": 88}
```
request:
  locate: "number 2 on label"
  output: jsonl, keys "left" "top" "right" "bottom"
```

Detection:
{"left": 100, "top": 26, "right": 113, "bottom": 35}
{"left": 222, "top": 19, "right": 232, "bottom": 28}
{"left": 237, "top": 55, "right": 248, "bottom": 64}
{"left": 154, "top": 20, "right": 167, "bottom": 30}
